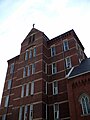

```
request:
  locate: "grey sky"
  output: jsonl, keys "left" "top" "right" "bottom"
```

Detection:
{"left": 0, "top": 0, "right": 90, "bottom": 103}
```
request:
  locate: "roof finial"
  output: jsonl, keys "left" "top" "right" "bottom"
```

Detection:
{"left": 33, "top": 24, "right": 35, "bottom": 28}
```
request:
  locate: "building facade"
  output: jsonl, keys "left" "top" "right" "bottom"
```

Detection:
{"left": 0, "top": 28, "right": 90, "bottom": 120}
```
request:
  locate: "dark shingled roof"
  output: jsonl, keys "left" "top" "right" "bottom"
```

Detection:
{"left": 69, "top": 58, "right": 90, "bottom": 78}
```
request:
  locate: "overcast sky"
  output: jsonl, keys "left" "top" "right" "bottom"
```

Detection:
{"left": 0, "top": 0, "right": 90, "bottom": 103}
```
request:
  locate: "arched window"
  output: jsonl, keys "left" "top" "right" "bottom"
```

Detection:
{"left": 79, "top": 94, "right": 90, "bottom": 115}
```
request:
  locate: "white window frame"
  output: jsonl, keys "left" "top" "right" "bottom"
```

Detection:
{"left": 54, "top": 103, "right": 59, "bottom": 120}
{"left": 31, "top": 81, "right": 34, "bottom": 95}
{"left": 23, "top": 67, "right": 26, "bottom": 78}
{"left": 25, "top": 50, "right": 29, "bottom": 60}
{"left": 26, "top": 83, "right": 29, "bottom": 96}
{"left": 7, "top": 79, "right": 12, "bottom": 90}
{"left": 79, "top": 94, "right": 90, "bottom": 115}
{"left": 29, "top": 48, "right": 33, "bottom": 59}
{"left": 32, "top": 63, "right": 35, "bottom": 74}
{"left": 27, "top": 66, "right": 30, "bottom": 76}
{"left": 29, "top": 104, "right": 33, "bottom": 120}
{"left": 53, "top": 81, "right": 58, "bottom": 95}
{"left": 19, "top": 106, "right": 23, "bottom": 120}
{"left": 21, "top": 85, "right": 24, "bottom": 98}
{"left": 52, "top": 63, "right": 57, "bottom": 74}
{"left": 33, "top": 47, "right": 36, "bottom": 57}
{"left": 2, "top": 114, "right": 6, "bottom": 120}
{"left": 10, "top": 63, "right": 14, "bottom": 74}
{"left": 51, "top": 45, "right": 56, "bottom": 57}
{"left": 4, "top": 95, "right": 9, "bottom": 107}
{"left": 63, "top": 40, "right": 69, "bottom": 51}
{"left": 24, "top": 105, "right": 28, "bottom": 120}
{"left": 65, "top": 57, "right": 72, "bottom": 69}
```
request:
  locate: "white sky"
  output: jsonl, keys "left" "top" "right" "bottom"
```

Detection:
{"left": 0, "top": 0, "right": 90, "bottom": 103}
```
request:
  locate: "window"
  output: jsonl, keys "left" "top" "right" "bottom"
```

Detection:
{"left": 33, "top": 47, "right": 36, "bottom": 57}
{"left": 21, "top": 85, "right": 24, "bottom": 98}
{"left": 53, "top": 81, "right": 58, "bottom": 95}
{"left": 26, "top": 83, "right": 29, "bottom": 96}
{"left": 43, "top": 61, "right": 47, "bottom": 74}
{"left": 24, "top": 105, "right": 28, "bottom": 120}
{"left": 63, "top": 40, "right": 69, "bottom": 51}
{"left": 79, "top": 94, "right": 90, "bottom": 115}
{"left": 27, "top": 66, "right": 30, "bottom": 76}
{"left": 65, "top": 57, "right": 72, "bottom": 69}
{"left": 4, "top": 95, "right": 9, "bottom": 107}
{"left": 2, "top": 114, "right": 6, "bottom": 120}
{"left": 29, "top": 49, "right": 33, "bottom": 59}
{"left": 52, "top": 63, "right": 57, "bottom": 74}
{"left": 7, "top": 80, "right": 12, "bottom": 89}
{"left": 29, "top": 104, "right": 33, "bottom": 120}
{"left": 19, "top": 106, "right": 23, "bottom": 120}
{"left": 54, "top": 104, "right": 59, "bottom": 120}
{"left": 32, "top": 64, "right": 35, "bottom": 74}
{"left": 25, "top": 50, "right": 29, "bottom": 60}
{"left": 23, "top": 67, "right": 27, "bottom": 78}
{"left": 10, "top": 63, "right": 14, "bottom": 74}
{"left": 51, "top": 46, "right": 56, "bottom": 57}
{"left": 31, "top": 81, "right": 34, "bottom": 95}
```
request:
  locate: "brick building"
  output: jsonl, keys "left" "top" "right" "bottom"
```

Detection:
{"left": 0, "top": 28, "right": 90, "bottom": 120}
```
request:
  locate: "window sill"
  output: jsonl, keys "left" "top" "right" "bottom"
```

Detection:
{"left": 81, "top": 113, "right": 90, "bottom": 117}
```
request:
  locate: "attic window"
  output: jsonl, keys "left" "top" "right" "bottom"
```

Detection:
{"left": 28, "top": 34, "right": 35, "bottom": 44}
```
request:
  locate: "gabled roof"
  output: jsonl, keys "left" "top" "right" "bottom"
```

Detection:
{"left": 21, "top": 28, "right": 44, "bottom": 45}
{"left": 68, "top": 58, "right": 90, "bottom": 79}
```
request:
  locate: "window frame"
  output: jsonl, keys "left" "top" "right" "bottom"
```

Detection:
{"left": 31, "top": 81, "right": 34, "bottom": 95}
{"left": 53, "top": 81, "right": 58, "bottom": 95}
{"left": 51, "top": 45, "right": 56, "bottom": 57}
{"left": 63, "top": 40, "right": 69, "bottom": 51}
{"left": 65, "top": 57, "right": 72, "bottom": 69}
{"left": 7, "top": 79, "right": 12, "bottom": 90}
{"left": 10, "top": 63, "right": 14, "bottom": 74}
{"left": 21, "top": 85, "right": 24, "bottom": 98}
{"left": 52, "top": 63, "right": 57, "bottom": 74}
{"left": 54, "top": 103, "right": 59, "bottom": 120}
{"left": 29, "top": 104, "right": 33, "bottom": 120}
{"left": 79, "top": 94, "right": 90, "bottom": 115}
{"left": 4, "top": 95, "right": 9, "bottom": 107}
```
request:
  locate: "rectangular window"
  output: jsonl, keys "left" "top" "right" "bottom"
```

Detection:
{"left": 2, "top": 114, "right": 6, "bottom": 120}
{"left": 4, "top": 95, "right": 9, "bottom": 107}
{"left": 54, "top": 104, "right": 59, "bottom": 120}
{"left": 31, "top": 81, "right": 34, "bottom": 95}
{"left": 29, "top": 104, "right": 33, "bottom": 120}
{"left": 32, "top": 64, "right": 35, "bottom": 74}
{"left": 53, "top": 81, "right": 58, "bottom": 95}
{"left": 24, "top": 105, "right": 28, "bottom": 120}
{"left": 33, "top": 47, "right": 36, "bottom": 57}
{"left": 52, "top": 63, "right": 57, "bottom": 74}
{"left": 65, "top": 57, "right": 72, "bottom": 69}
{"left": 63, "top": 40, "right": 69, "bottom": 51}
{"left": 10, "top": 63, "right": 14, "bottom": 74}
{"left": 51, "top": 46, "right": 56, "bottom": 57}
{"left": 29, "top": 49, "right": 33, "bottom": 59}
{"left": 21, "top": 85, "right": 24, "bottom": 98}
{"left": 19, "top": 106, "right": 23, "bottom": 120}
{"left": 7, "top": 79, "right": 12, "bottom": 90}
{"left": 27, "top": 66, "right": 30, "bottom": 76}
{"left": 26, "top": 83, "right": 29, "bottom": 96}
{"left": 25, "top": 50, "right": 29, "bottom": 60}
{"left": 23, "top": 67, "right": 26, "bottom": 78}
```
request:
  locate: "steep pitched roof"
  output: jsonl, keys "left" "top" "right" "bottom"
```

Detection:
{"left": 68, "top": 58, "right": 90, "bottom": 79}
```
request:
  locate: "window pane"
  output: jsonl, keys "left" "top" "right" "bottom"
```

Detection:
{"left": 19, "top": 106, "right": 22, "bottom": 120}
{"left": 7, "top": 80, "right": 12, "bottom": 89}
{"left": 51, "top": 46, "right": 56, "bottom": 57}
{"left": 10, "top": 63, "right": 14, "bottom": 74}
{"left": 25, "top": 50, "right": 29, "bottom": 60}
{"left": 21, "top": 85, "right": 24, "bottom": 97}
{"left": 5, "top": 95, "right": 9, "bottom": 107}
{"left": 63, "top": 40, "right": 69, "bottom": 51}
{"left": 31, "top": 81, "right": 34, "bottom": 95}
